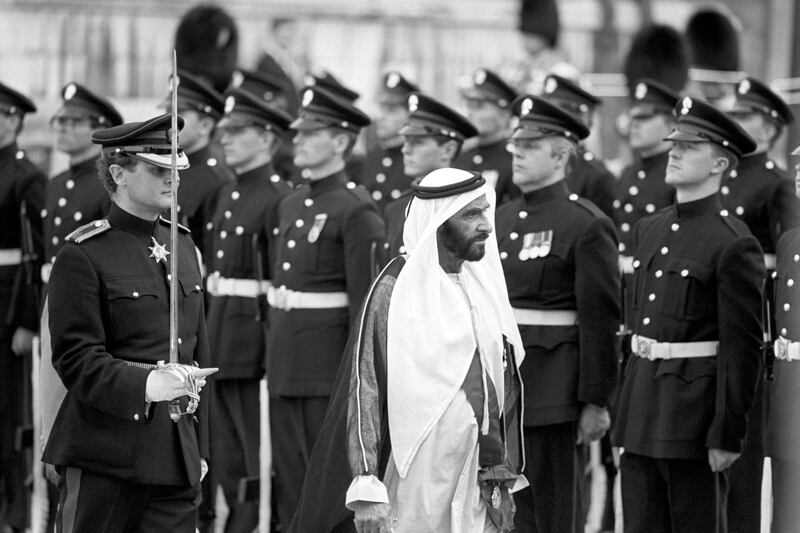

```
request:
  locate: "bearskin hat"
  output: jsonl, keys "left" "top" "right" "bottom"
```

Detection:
{"left": 518, "top": 0, "right": 560, "bottom": 48}
{"left": 623, "top": 24, "right": 689, "bottom": 95}
{"left": 686, "top": 8, "right": 741, "bottom": 72}
{"left": 174, "top": 4, "right": 239, "bottom": 94}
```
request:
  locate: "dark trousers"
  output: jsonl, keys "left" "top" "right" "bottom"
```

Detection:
{"left": 0, "top": 335, "right": 28, "bottom": 530}
{"left": 270, "top": 395, "right": 329, "bottom": 532}
{"left": 771, "top": 458, "right": 800, "bottom": 533}
{"left": 620, "top": 452, "right": 728, "bottom": 533}
{"left": 514, "top": 421, "right": 583, "bottom": 533}
{"left": 55, "top": 467, "right": 199, "bottom": 533}
{"left": 211, "top": 379, "right": 260, "bottom": 533}
{"left": 727, "top": 378, "right": 764, "bottom": 533}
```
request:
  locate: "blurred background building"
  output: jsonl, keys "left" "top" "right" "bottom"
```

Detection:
{"left": 1, "top": 0, "right": 799, "bottom": 174}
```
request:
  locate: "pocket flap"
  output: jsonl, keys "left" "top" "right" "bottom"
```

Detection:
{"left": 105, "top": 277, "right": 161, "bottom": 300}
{"left": 179, "top": 276, "right": 204, "bottom": 296}
{"left": 654, "top": 357, "right": 716, "bottom": 383}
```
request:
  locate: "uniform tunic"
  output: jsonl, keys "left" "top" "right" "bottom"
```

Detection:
{"left": 454, "top": 139, "right": 520, "bottom": 205}
{"left": 766, "top": 226, "right": 800, "bottom": 532}
{"left": 43, "top": 156, "right": 109, "bottom": 268}
{"left": 267, "top": 169, "right": 385, "bottom": 396}
{"left": 496, "top": 181, "right": 619, "bottom": 533}
{"left": 358, "top": 144, "right": 409, "bottom": 212}
{"left": 614, "top": 150, "right": 675, "bottom": 256}
{"left": 0, "top": 142, "right": 45, "bottom": 529}
{"left": 613, "top": 194, "right": 764, "bottom": 459}
{"left": 206, "top": 164, "right": 290, "bottom": 379}
{"left": 565, "top": 149, "right": 616, "bottom": 220}
{"left": 719, "top": 153, "right": 800, "bottom": 257}
{"left": 178, "top": 145, "right": 230, "bottom": 259}
{"left": 43, "top": 203, "right": 210, "bottom": 487}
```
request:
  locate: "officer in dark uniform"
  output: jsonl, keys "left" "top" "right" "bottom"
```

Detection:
{"left": 42, "top": 83, "right": 122, "bottom": 283}
{"left": 615, "top": 79, "right": 678, "bottom": 275}
{"left": 204, "top": 89, "right": 293, "bottom": 532}
{"left": 541, "top": 74, "right": 616, "bottom": 219}
{"left": 303, "top": 71, "right": 365, "bottom": 182}
{"left": 159, "top": 70, "right": 231, "bottom": 261}
{"left": 0, "top": 81, "right": 45, "bottom": 533}
{"left": 612, "top": 98, "right": 764, "bottom": 532}
{"left": 766, "top": 146, "right": 800, "bottom": 533}
{"left": 359, "top": 71, "right": 418, "bottom": 211}
{"left": 497, "top": 95, "right": 620, "bottom": 533}
{"left": 723, "top": 76, "right": 800, "bottom": 533}
{"left": 43, "top": 114, "right": 217, "bottom": 533}
{"left": 455, "top": 68, "right": 519, "bottom": 204}
{"left": 384, "top": 92, "right": 477, "bottom": 256}
{"left": 229, "top": 68, "right": 300, "bottom": 185}
{"left": 267, "top": 86, "right": 384, "bottom": 530}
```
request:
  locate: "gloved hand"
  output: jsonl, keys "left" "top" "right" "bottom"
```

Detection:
{"left": 145, "top": 364, "right": 218, "bottom": 403}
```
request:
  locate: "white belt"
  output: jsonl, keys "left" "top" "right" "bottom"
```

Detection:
{"left": 619, "top": 255, "right": 634, "bottom": 275}
{"left": 631, "top": 334, "right": 719, "bottom": 360}
{"left": 774, "top": 336, "right": 800, "bottom": 361}
{"left": 206, "top": 272, "right": 271, "bottom": 298}
{"left": 764, "top": 253, "right": 776, "bottom": 271}
{"left": 513, "top": 308, "right": 578, "bottom": 326}
{"left": 267, "top": 285, "right": 348, "bottom": 311}
{"left": 41, "top": 262, "right": 52, "bottom": 284}
{"left": 0, "top": 248, "right": 22, "bottom": 266}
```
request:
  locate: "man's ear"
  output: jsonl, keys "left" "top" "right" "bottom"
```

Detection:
{"left": 711, "top": 155, "right": 731, "bottom": 177}
{"left": 109, "top": 164, "right": 126, "bottom": 187}
{"left": 441, "top": 139, "right": 459, "bottom": 161}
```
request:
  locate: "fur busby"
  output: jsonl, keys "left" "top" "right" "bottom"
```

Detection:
{"left": 174, "top": 4, "right": 239, "bottom": 94}
{"left": 518, "top": 0, "right": 560, "bottom": 48}
{"left": 623, "top": 24, "right": 689, "bottom": 95}
{"left": 685, "top": 8, "right": 741, "bottom": 72}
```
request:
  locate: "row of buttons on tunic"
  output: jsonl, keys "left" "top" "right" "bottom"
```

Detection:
{"left": 774, "top": 255, "right": 800, "bottom": 337}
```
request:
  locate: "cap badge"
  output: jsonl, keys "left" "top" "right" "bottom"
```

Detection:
{"left": 544, "top": 77, "right": 558, "bottom": 94}
{"left": 474, "top": 69, "right": 487, "bottom": 85}
{"left": 386, "top": 72, "right": 400, "bottom": 89}
{"left": 264, "top": 91, "right": 274, "bottom": 101}
{"left": 521, "top": 98, "right": 533, "bottom": 116}
{"left": 63, "top": 83, "right": 77, "bottom": 101}
{"left": 635, "top": 83, "right": 647, "bottom": 100}
{"left": 302, "top": 89, "right": 314, "bottom": 107}
{"left": 738, "top": 79, "right": 751, "bottom": 95}
{"left": 408, "top": 94, "right": 419, "bottom": 112}
{"left": 224, "top": 96, "right": 236, "bottom": 114}
{"left": 680, "top": 97, "right": 693, "bottom": 116}
{"left": 304, "top": 74, "right": 316, "bottom": 87}
{"left": 231, "top": 70, "right": 244, "bottom": 88}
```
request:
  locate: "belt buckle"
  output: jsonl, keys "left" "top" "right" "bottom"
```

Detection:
{"left": 774, "top": 337, "right": 788, "bottom": 360}
{"left": 207, "top": 272, "right": 220, "bottom": 296}
{"left": 275, "top": 285, "right": 292, "bottom": 311}
{"left": 637, "top": 338, "right": 653, "bottom": 360}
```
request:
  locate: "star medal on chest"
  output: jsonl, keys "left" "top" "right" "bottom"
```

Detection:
{"left": 148, "top": 236, "right": 170, "bottom": 264}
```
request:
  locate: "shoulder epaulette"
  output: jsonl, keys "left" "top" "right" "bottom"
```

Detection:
{"left": 66, "top": 219, "right": 111, "bottom": 243}
{"left": 568, "top": 194, "right": 604, "bottom": 217}
{"left": 158, "top": 216, "right": 191, "bottom": 234}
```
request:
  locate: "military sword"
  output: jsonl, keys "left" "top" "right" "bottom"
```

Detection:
{"left": 167, "top": 50, "right": 182, "bottom": 421}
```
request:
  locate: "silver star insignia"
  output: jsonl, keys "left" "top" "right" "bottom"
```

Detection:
{"left": 148, "top": 236, "right": 170, "bottom": 264}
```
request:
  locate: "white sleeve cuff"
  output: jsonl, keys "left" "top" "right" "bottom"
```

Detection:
{"left": 511, "top": 474, "right": 529, "bottom": 493}
{"left": 345, "top": 474, "right": 390, "bottom": 509}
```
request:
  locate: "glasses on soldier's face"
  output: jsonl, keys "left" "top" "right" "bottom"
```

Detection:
{"left": 50, "top": 115, "right": 93, "bottom": 130}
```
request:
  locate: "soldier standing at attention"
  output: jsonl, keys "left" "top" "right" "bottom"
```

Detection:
{"left": 615, "top": 79, "right": 678, "bottom": 275}
{"left": 723, "top": 76, "right": 800, "bottom": 533}
{"left": 766, "top": 145, "right": 800, "bottom": 533}
{"left": 541, "top": 74, "right": 616, "bottom": 219}
{"left": 359, "top": 71, "right": 419, "bottom": 211}
{"left": 0, "top": 81, "right": 45, "bottom": 533}
{"left": 205, "top": 89, "right": 293, "bottom": 532}
{"left": 612, "top": 98, "right": 764, "bottom": 533}
{"left": 43, "top": 114, "right": 217, "bottom": 533}
{"left": 455, "top": 68, "right": 519, "bottom": 205}
{"left": 160, "top": 70, "right": 230, "bottom": 261}
{"left": 384, "top": 92, "right": 478, "bottom": 256}
{"left": 43, "top": 83, "right": 122, "bottom": 283}
{"left": 267, "top": 86, "right": 384, "bottom": 530}
{"left": 498, "top": 96, "right": 620, "bottom": 533}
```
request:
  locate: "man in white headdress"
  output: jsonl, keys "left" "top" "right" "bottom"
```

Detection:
{"left": 288, "top": 167, "right": 526, "bottom": 533}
